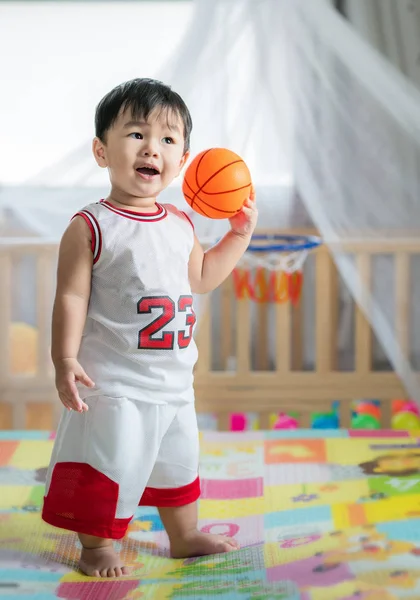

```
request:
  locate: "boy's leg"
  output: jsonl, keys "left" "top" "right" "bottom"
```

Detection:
{"left": 140, "top": 400, "right": 239, "bottom": 558}
{"left": 158, "top": 501, "right": 239, "bottom": 558}
{"left": 43, "top": 399, "right": 130, "bottom": 577}
{"left": 43, "top": 397, "right": 171, "bottom": 577}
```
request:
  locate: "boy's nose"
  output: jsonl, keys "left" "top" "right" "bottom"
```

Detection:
{"left": 141, "top": 142, "right": 159, "bottom": 158}
{"left": 143, "top": 149, "right": 159, "bottom": 157}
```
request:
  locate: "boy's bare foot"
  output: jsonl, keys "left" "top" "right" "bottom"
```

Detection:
{"left": 79, "top": 543, "right": 131, "bottom": 577}
{"left": 170, "top": 530, "right": 240, "bottom": 559}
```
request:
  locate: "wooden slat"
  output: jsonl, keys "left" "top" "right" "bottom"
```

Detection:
{"left": 355, "top": 253, "right": 372, "bottom": 374}
{"left": 315, "top": 250, "right": 337, "bottom": 372}
{"left": 236, "top": 299, "right": 251, "bottom": 373}
{"left": 12, "top": 402, "right": 26, "bottom": 430}
{"left": 395, "top": 252, "right": 410, "bottom": 355}
{"left": 299, "top": 411, "right": 312, "bottom": 428}
{"left": 2, "top": 234, "right": 420, "bottom": 254}
{"left": 194, "top": 371, "right": 408, "bottom": 413}
{"left": 339, "top": 399, "right": 352, "bottom": 428}
{"left": 4, "top": 369, "right": 409, "bottom": 399}
{"left": 195, "top": 299, "right": 211, "bottom": 374}
{"left": 36, "top": 251, "right": 54, "bottom": 378}
{"left": 194, "top": 370, "right": 409, "bottom": 391}
{"left": 275, "top": 302, "right": 291, "bottom": 373}
{"left": 0, "top": 403, "right": 12, "bottom": 429}
{"left": 217, "top": 413, "right": 231, "bottom": 431}
{"left": 259, "top": 412, "right": 272, "bottom": 429}
{"left": 0, "top": 254, "right": 12, "bottom": 381}
{"left": 381, "top": 398, "right": 392, "bottom": 428}
{"left": 26, "top": 402, "right": 54, "bottom": 430}
{"left": 220, "top": 277, "right": 233, "bottom": 369}
{"left": 292, "top": 294, "right": 304, "bottom": 370}
{"left": 255, "top": 302, "right": 269, "bottom": 370}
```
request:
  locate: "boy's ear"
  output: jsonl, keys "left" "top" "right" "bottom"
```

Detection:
{"left": 92, "top": 137, "right": 108, "bottom": 168}
{"left": 178, "top": 151, "right": 190, "bottom": 174}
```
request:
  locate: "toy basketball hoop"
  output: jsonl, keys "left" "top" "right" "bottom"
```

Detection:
{"left": 233, "top": 234, "right": 322, "bottom": 304}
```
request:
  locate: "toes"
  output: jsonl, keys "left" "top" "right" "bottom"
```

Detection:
{"left": 220, "top": 541, "right": 237, "bottom": 553}
{"left": 92, "top": 566, "right": 126, "bottom": 578}
{"left": 218, "top": 536, "right": 239, "bottom": 552}
{"left": 80, "top": 563, "right": 126, "bottom": 578}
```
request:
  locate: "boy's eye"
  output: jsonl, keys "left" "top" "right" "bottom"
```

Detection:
{"left": 130, "top": 132, "right": 143, "bottom": 140}
{"left": 163, "top": 137, "right": 174, "bottom": 144}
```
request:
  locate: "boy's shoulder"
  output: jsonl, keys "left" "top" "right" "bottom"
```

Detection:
{"left": 162, "top": 203, "right": 194, "bottom": 230}
{"left": 75, "top": 200, "right": 110, "bottom": 217}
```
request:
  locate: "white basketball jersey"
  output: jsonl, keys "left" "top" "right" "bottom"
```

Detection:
{"left": 74, "top": 200, "right": 198, "bottom": 403}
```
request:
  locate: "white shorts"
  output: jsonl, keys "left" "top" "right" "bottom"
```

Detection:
{"left": 42, "top": 395, "right": 200, "bottom": 539}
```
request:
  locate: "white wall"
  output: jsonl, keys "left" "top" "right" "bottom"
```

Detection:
{"left": 0, "top": 1, "right": 193, "bottom": 183}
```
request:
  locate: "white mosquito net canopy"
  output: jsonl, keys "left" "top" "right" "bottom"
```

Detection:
{"left": 1, "top": 0, "right": 420, "bottom": 402}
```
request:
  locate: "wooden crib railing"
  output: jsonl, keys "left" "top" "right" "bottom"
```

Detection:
{"left": 194, "top": 234, "right": 420, "bottom": 430}
{"left": 0, "top": 232, "right": 418, "bottom": 430}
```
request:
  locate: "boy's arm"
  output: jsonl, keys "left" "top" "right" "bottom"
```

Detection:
{"left": 188, "top": 190, "right": 258, "bottom": 294}
{"left": 52, "top": 216, "right": 95, "bottom": 412}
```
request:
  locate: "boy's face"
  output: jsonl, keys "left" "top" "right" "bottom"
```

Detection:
{"left": 93, "top": 106, "right": 189, "bottom": 203}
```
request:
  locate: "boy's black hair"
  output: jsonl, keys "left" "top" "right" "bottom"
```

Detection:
{"left": 95, "top": 78, "right": 192, "bottom": 153}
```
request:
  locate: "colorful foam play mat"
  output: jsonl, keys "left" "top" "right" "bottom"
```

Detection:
{"left": 3, "top": 429, "right": 420, "bottom": 598}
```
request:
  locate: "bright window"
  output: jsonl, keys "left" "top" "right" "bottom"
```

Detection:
{"left": 0, "top": 1, "right": 193, "bottom": 182}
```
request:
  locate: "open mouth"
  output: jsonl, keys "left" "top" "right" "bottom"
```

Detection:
{"left": 136, "top": 166, "right": 160, "bottom": 179}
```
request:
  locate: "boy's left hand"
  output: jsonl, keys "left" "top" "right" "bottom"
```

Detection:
{"left": 229, "top": 185, "right": 258, "bottom": 238}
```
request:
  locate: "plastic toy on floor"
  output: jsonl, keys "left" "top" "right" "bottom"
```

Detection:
{"left": 230, "top": 413, "right": 248, "bottom": 431}
{"left": 311, "top": 411, "right": 339, "bottom": 429}
{"left": 230, "top": 412, "right": 299, "bottom": 431}
{"left": 391, "top": 399, "right": 420, "bottom": 431}
{"left": 351, "top": 400, "right": 381, "bottom": 429}
{"left": 230, "top": 399, "right": 420, "bottom": 433}
{"left": 272, "top": 413, "right": 298, "bottom": 429}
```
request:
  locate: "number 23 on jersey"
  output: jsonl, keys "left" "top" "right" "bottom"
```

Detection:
{"left": 137, "top": 295, "right": 196, "bottom": 350}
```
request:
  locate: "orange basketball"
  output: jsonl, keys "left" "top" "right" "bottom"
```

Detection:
{"left": 182, "top": 148, "right": 252, "bottom": 219}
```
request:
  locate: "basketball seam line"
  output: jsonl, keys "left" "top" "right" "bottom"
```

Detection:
{"left": 191, "top": 149, "right": 212, "bottom": 208}
{"left": 194, "top": 149, "right": 213, "bottom": 199}
{"left": 183, "top": 180, "right": 240, "bottom": 214}
{"left": 193, "top": 183, "right": 251, "bottom": 196}
{"left": 183, "top": 192, "right": 237, "bottom": 216}
{"left": 192, "top": 158, "right": 244, "bottom": 206}
{"left": 182, "top": 190, "right": 212, "bottom": 217}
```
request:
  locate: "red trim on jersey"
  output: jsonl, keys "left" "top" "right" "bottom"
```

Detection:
{"left": 181, "top": 210, "right": 195, "bottom": 230}
{"left": 139, "top": 476, "right": 200, "bottom": 507}
{"left": 84, "top": 210, "right": 102, "bottom": 264}
{"left": 101, "top": 199, "right": 163, "bottom": 216}
{"left": 72, "top": 210, "right": 102, "bottom": 264}
{"left": 101, "top": 199, "right": 167, "bottom": 222}
{"left": 42, "top": 462, "right": 131, "bottom": 539}
{"left": 73, "top": 212, "right": 95, "bottom": 253}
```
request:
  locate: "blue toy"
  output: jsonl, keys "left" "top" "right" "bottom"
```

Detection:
{"left": 312, "top": 412, "right": 339, "bottom": 429}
